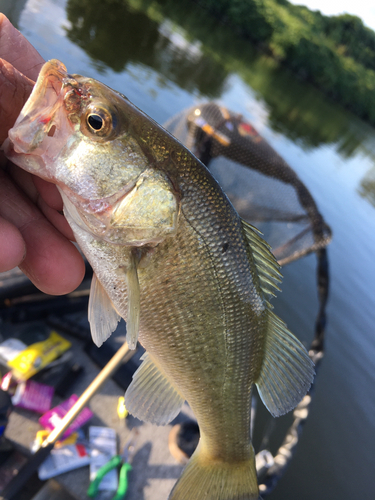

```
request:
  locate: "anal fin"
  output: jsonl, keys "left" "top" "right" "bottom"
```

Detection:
{"left": 88, "top": 273, "right": 121, "bottom": 347}
{"left": 256, "top": 310, "right": 315, "bottom": 417}
{"left": 125, "top": 352, "right": 185, "bottom": 425}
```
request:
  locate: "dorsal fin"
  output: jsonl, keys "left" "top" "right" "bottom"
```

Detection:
{"left": 241, "top": 219, "right": 282, "bottom": 299}
{"left": 241, "top": 221, "right": 315, "bottom": 416}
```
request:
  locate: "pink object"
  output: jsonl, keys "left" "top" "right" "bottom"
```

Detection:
{"left": 39, "top": 394, "right": 93, "bottom": 438}
{"left": 1, "top": 372, "right": 15, "bottom": 392}
{"left": 12, "top": 380, "right": 54, "bottom": 413}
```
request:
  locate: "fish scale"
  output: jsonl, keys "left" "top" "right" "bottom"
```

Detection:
{"left": 136, "top": 203, "right": 262, "bottom": 462}
{"left": 4, "top": 59, "right": 315, "bottom": 500}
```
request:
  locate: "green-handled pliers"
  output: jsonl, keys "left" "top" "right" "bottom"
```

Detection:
{"left": 87, "top": 431, "right": 138, "bottom": 500}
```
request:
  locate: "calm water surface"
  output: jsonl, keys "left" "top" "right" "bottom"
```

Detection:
{"left": 2, "top": 0, "right": 375, "bottom": 498}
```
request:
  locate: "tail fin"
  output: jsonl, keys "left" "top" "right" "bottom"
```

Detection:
{"left": 168, "top": 444, "right": 259, "bottom": 500}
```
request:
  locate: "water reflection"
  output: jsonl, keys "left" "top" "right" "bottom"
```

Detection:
{"left": 0, "top": 0, "right": 27, "bottom": 26}
{"left": 65, "top": 0, "right": 228, "bottom": 97}
{"left": 152, "top": 0, "right": 370, "bottom": 157}
{"left": 359, "top": 167, "right": 375, "bottom": 208}
{"left": 62, "top": 0, "right": 373, "bottom": 159}
{"left": 165, "top": 102, "right": 332, "bottom": 264}
{"left": 3, "top": 3, "right": 375, "bottom": 499}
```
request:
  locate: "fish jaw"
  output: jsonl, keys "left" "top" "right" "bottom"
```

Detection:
{"left": 4, "top": 59, "right": 180, "bottom": 246}
{"left": 4, "top": 59, "right": 75, "bottom": 181}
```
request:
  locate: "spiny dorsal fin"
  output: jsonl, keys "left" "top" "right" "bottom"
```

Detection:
{"left": 241, "top": 219, "right": 282, "bottom": 298}
{"left": 241, "top": 221, "right": 314, "bottom": 416}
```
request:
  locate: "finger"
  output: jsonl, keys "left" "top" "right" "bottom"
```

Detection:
{"left": 19, "top": 217, "right": 84, "bottom": 296}
{"left": 36, "top": 195, "right": 76, "bottom": 242}
{"left": 0, "top": 14, "right": 44, "bottom": 81}
{"left": 0, "top": 216, "right": 26, "bottom": 272}
{"left": 0, "top": 58, "right": 35, "bottom": 145}
{"left": 7, "top": 164, "right": 74, "bottom": 241}
{"left": 0, "top": 169, "right": 85, "bottom": 295}
{"left": 5, "top": 162, "right": 39, "bottom": 202}
{"left": 31, "top": 178, "right": 75, "bottom": 240}
{"left": 33, "top": 176, "right": 63, "bottom": 212}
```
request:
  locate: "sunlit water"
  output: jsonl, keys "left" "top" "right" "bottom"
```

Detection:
{"left": 2, "top": 0, "right": 375, "bottom": 498}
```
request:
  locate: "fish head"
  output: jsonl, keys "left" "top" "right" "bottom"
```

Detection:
{"left": 4, "top": 59, "right": 180, "bottom": 246}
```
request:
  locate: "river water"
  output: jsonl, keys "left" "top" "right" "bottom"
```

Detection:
{"left": 2, "top": 0, "right": 375, "bottom": 499}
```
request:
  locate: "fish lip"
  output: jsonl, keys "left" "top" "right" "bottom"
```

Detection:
{"left": 2, "top": 143, "right": 46, "bottom": 172}
{"left": 4, "top": 60, "right": 85, "bottom": 180}
{"left": 24, "top": 59, "right": 69, "bottom": 116}
{"left": 2, "top": 133, "right": 52, "bottom": 180}
{"left": 16, "top": 59, "right": 69, "bottom": 132}
{"left": 6, "top": 60, "right": 74, "bottom": 157}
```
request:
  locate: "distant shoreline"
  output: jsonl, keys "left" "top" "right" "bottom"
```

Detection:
{"left": 193, "top": 0, "right": 375, "bottom": 126}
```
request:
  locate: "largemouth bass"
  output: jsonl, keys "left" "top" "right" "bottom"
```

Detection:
{"left": 4, "top": 60, "right": 314, "bottom": 500}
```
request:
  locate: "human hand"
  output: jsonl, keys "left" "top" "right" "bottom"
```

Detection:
{"left": 0, "top": 14, "right": 85, "bottom": 294}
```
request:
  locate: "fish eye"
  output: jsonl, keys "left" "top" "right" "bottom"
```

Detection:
{"left": 87, "top": 114, "right": 104, "bottom": 131}
{"left": 82, "top": 106, "right": 115, "bottom": 139}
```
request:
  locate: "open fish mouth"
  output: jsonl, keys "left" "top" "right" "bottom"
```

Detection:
{"left": 8, "top": 60, "right": 68, "bottom": 152}
{"left": 3, "top": 59, "right": 180, "bottom": 245}
{"left": 3, "top": 60, "right": 83, "bottom": 175}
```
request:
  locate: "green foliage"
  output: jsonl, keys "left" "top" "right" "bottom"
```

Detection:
{"left": 197, "top": 0, "right": 275, "bottom": 42}
{"left": 65, "top": 0, "right": 375, "bottom": 128}
{"left": 323, "top": 14, "right": 375, "bottom": 72}
{"left": 142, "top": 0, "right": 363, "bottom": 151}
{"left": 65, "top": 0, "right": 228, "bottom": 96}
{"left": 193, "top": 0, "right": 375, "bottom": 126}
{"left": 359, "top": 173, "right": 375, "bottom": 209}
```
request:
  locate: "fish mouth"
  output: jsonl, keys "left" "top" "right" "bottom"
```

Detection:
{"left": 8, "top": 60, "right": 68, "bottom": 151}
{"left": 3, "top": 60, "right": 80, "bottom": 178}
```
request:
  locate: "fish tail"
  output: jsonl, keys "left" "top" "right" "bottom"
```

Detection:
{"left": 168, "top": 444, "right": 260, "bottom": 500}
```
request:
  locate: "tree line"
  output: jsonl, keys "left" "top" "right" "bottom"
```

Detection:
{"left": 196, "top": 0, "right": 375, "bottom": 125}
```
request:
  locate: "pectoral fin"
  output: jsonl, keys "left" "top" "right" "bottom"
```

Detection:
{"left": 125, "top": 252, "right": 140, "bottom": 350}
{"left": 88, "top": 273, "right": 121, "bottom": 347}
{"left": 255, "top": 310, "right": 315, "bottom": 417}
{"left": 125, "top": 352, "right": 185, "bottom": 425}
